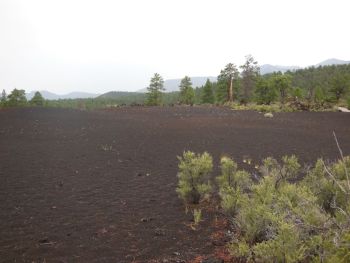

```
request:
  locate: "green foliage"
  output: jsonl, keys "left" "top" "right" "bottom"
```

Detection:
{"left": 0, "top": 89, "right": 6, "bottom": 106}
{"left": 193, "top": 209, "right": 202, "bottom": 225}
{"left": 254, "top": 77, "right": 277, "bottom": 105}
{"left": 7, "top": 89, "right": 27, "bottom": 107}
{"left": 176, "top": 151, "right": 213, "bottom": 204}
{"left": 222, "top": 155, "right": 350, "bottom": 262}
{"left": 291, "top": 87, "right": 304, "bottom": 100}
{"left": 214, "top": 80, "right": 227, "bottom": 104}
{"left": 218, "top": 63, "right": 239, "bottom": 102}
{"left": 146, "top": 73, "right": 165, "bottom": 106}
{"left": 217, "top": 156, "right": 251, "bottom": 190}
{"left": 240, "top": 55, "right": 260, "bottom": 104}
{"left": 271, "top": 73, "right": 292, "bottom": 104}
{"left": 347, "top": 96, "right": 350, "bottom": 109}
{"left": 303, "top": 157, "right": 350, "bottom": 216}
{"left": 314, "top": 86, "right": 328, "bottom": 106}
{"left": 290, "top": 64, "right": 350, "bottom": 103}
{"left": 201, "top": 79, "right": 215, "bottom": 104}
{"left": 179, "top": 76, "right": 195, "bottom": 105}
{"left": 217, "top": 156, "right": 251, "bottom": 216}
{"left": 30, "top": 91, "right": 45, "bottom": 106}
{"left": 329, "top": 73, "right": 349, "bottom": 102}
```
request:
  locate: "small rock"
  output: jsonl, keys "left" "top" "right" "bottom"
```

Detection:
{"left": 38, "top": 238, "right": 49, "bottom": 244}
{"left": 338, "top": 106, "right": 350, "bottom": 113}
{"left": 140, "top": 217, "right": 154, "bottom": 222}
{"left": 173, "top": 252, "right": 180, "bottom": 256}
{"left": 154, "top": 228, "right": 166, "bottom": 236}
{"left": 264, "top": 112, "right": 274, "bottom": 118}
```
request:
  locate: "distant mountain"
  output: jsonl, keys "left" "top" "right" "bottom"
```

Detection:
{"left": 97, "top": 91, "right": 144, "bottom": 99}
{"left": 61, "top": 92, "right": 100, "bottom": 99}
{"left": 316, "top": 58, "right": 350, "bottom": 67}
{"left": 26, "top": 90, "right": 100, "bottom": 100}
{"left": 260, "top": 58, "right": 350, "bottom": 75}
{"left": 260, "top": 64, "right": 301, "bottom": 75}
{"left": 138, "top": 76, "right": 217, "bottom": 93}
{"left": 26, "top": 90, "right": 60, "bottom": 100}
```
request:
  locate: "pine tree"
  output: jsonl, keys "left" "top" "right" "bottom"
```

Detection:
{"left": 179, "top": 76, "right": 195, "bottom": 105}
{"left": 146, "top": 73, "right": 165, "bottom": 106}
{"left": 218, "top": 63, "right": 239, "bottom": 102}
{"left": 1, "top": 89, "right": 6, "bottom": 106}
{"left": 30, "top": 91, "right": 45, "bottom": 106}
{"left": 240, "top": 55, "right": 260, "bottom": 104}
{"left": 271, "top": 73, "right": 292, "bottom": 104}
{"left": 201, "top": 79, "right": 215, "bottom": 104}
{"left": 255, "top": 78, "right": 277, "bottom": 105}
{"left": 7, "top": 89, "right": 27, "bottom": 107}
{"left": 330, "top": 73, "right": 349, "bottom": 102}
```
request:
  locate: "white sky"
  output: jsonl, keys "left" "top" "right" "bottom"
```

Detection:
{"left": 1, "top": 0, "right": 349, "bottom": 94}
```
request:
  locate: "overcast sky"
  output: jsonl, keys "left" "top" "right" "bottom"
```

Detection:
{"left": 1, "top": 0, "right": 349, "bottom": 94}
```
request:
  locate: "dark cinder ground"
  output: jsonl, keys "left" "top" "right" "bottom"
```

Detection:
{"left": 0, "top": 107, "right": 349, "bottom": 262}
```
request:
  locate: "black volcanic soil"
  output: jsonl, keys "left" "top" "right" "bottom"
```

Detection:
{"left": 0, "top": 106, "right": 349, "bottom": 262}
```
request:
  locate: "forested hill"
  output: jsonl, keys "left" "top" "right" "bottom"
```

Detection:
{"left": 285, "top": 63, "right": 350, "bottom": 101}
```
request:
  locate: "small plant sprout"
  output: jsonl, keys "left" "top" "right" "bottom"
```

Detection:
{"left": 193, "top": 209, "right": 202, "bottom": 226}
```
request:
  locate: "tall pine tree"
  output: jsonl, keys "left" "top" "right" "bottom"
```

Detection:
{"left": 240, "top": 55, "right": 260, "bottom": 104}
{"left": 146, "top": 73, "right": 165, "bottom": 106}
{"left": 179, "top": 76, "right": 195, "bottom": 105}
{"left": 218, "top": 63, "right": 239, "bottom": 102}
{"left": 1, "top": 89, "right": 6, "bottom": 106}
{"left": 201, "top": 79, "right": 215, "bottom": 104}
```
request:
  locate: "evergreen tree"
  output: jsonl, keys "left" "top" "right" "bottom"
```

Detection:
{"left": 329, "top": 73, "right": 349, "bottom": 102}
{"left": 179, "top": 76, "right": 195, "bottom": 105}
{"left": 201, "top": 79, "right": 215, "bottom": 104}
{"left": 254, "top": 78, "right": 277, "bottom": 105}
{"left": 146, "top": 73, "right": 165, "bottom": 106}
{"left": 1, "top": 89, "right": 6, "bottom": 106}
{"left": 240, "top": 55, "right": 260, "bottom": 104}
{"left": 218, "top": 63, "right": 239, "bottom": 102}
{"left": 7, "top": 89, "right": 27, "bottom": 107}
{"left": 271, "top": 73, "right": 292, "bottom": 104}
{"left": 30, "top": 91, "right": 45, "bottom": 106}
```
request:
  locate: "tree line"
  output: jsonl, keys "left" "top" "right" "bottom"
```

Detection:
{"left": 147, "top": 55, "right": 350, "bottom": 108}
{"left": 2, "top": 56, "right": 349, "bottom": 109}
{"left": 0, "top": 89, "right": 45, "bottom": 107}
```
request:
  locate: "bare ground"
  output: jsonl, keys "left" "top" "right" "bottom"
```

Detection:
{"left": 0, "top": 106, "right": 349, "bottom": 262}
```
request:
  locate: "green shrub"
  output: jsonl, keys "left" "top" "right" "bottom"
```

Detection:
{"left": 217, "top": 156, "right": 251, "bottom": 216}
{"left": 347, "top": 97, "right": 350, "bottom": 110}
{"left": 176, "top": 151, "right": 213, "bottom": 204}
{"left": 225, "top": 155, "right": 350, "bottom": 262}
{"left": 303, "top": 157, "right": 350, "bottom": 216}
{"left": 176, "top": 151, "right": 350, "bottom": 261}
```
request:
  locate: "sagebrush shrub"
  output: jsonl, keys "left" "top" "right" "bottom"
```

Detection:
{"left": 228, "top": 155, "right": 350, "bottom": 262}
{"left": 217, "top": 156, "right": 251, "bottom": 216}
{"left": 176, "top": 151, "right": 213, "bottom": 204}
{"left": 176, "top": 152, "right": 350, "bottom": 262}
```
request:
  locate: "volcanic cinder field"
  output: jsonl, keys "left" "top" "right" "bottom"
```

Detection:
{"left": 0, "top": 107, "right": 349, "bottom": 262}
